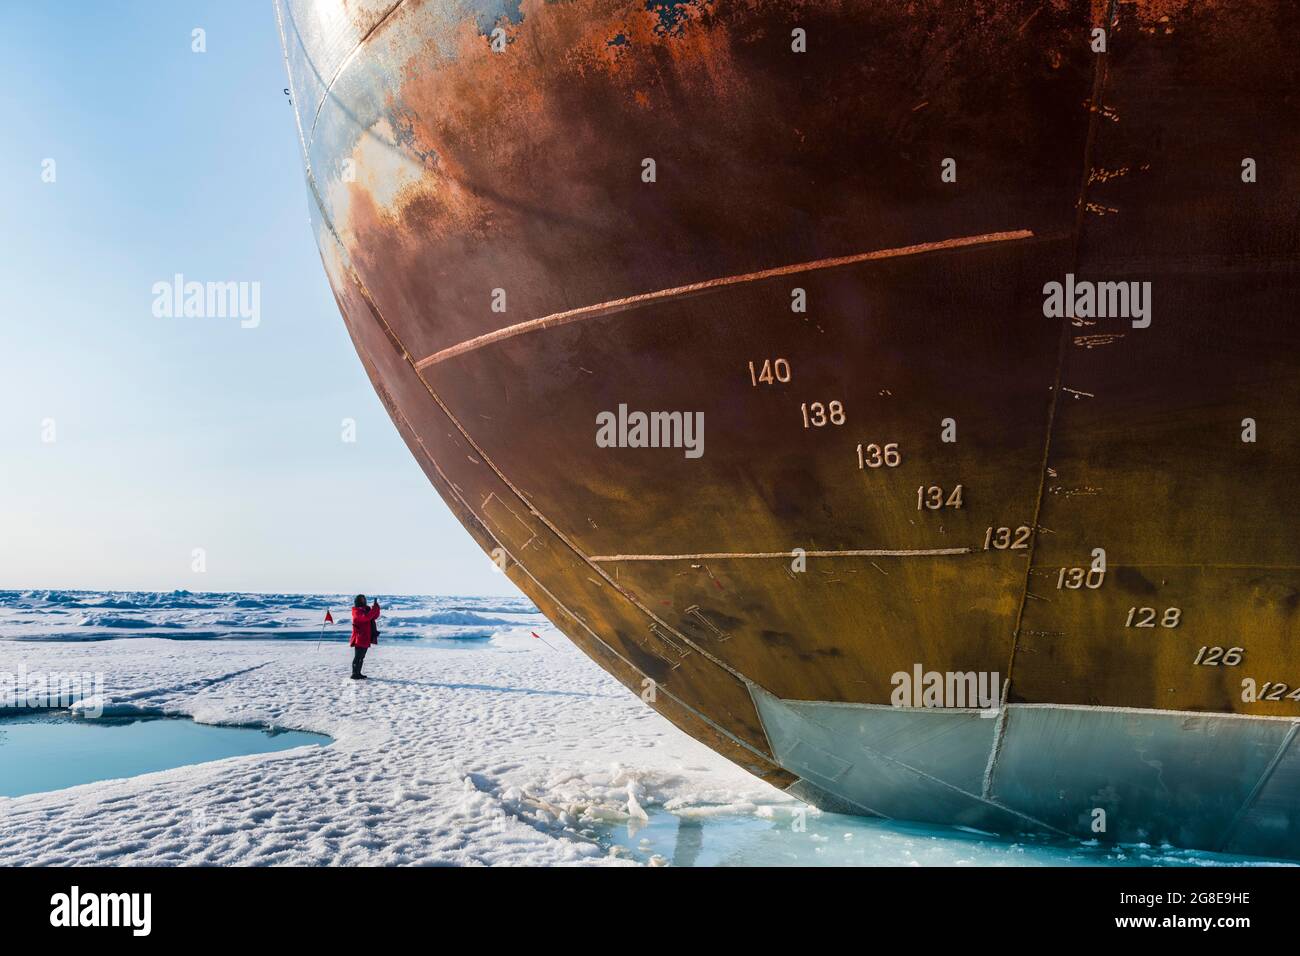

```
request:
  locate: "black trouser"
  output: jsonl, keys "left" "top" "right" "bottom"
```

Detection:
{"left": 351, "top": 645, "right": 368, "bottom": 677}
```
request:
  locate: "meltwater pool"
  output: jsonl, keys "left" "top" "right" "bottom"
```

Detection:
{"left": 0, "top": 711, "right": 329, "bottom": 797}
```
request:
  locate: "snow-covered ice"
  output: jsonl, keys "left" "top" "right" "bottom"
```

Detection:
{"left": 0, "top": 591, "right": 794, "bottom": 866}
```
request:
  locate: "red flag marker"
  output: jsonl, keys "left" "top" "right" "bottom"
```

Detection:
{"left": 531, "top": 630, "right": 556, "bottom": 650}
{"left": 316, "top": 609, "right": 334, "bottom": 651}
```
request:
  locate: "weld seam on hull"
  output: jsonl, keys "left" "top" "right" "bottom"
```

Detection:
{"left": 774, "top": 698, "right": 1300, "bottom": 725}
{"left": 1216, "top": 722, "right": 1300, "bottom": 852}
{"left": 305, "top": 0, "right": 408, "bottom": 153}
{"left": 981, "top": 679, "right": 1013, "bottom": 799}
{"left": 415, "top": 229, "right": 1040, "bottom": 369}
{"left": 589, "top": 547, "right": 972, "bottom": 562}
{"left": 1002, "top": 0, "right": 1118, "bottom": 700}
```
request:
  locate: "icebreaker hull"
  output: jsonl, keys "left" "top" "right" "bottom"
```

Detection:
{"left": 277, "top": 0, "right": 1300, "bottom": 857}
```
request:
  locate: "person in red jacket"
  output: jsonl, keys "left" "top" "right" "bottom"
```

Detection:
{"left": 350, "top": 594, "right": 380, "bottom": 679}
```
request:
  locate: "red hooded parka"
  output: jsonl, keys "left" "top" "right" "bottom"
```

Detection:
{"left": 350, "top": 601, "right": 380, "bottom": 648}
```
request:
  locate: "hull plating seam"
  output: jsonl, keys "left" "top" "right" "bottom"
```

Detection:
{"left": 414, "top": 229, "right": 1041, "bottom": 369}
{"left": 587, "top": 548, "right": 973, "bottom": 561}
{"left": 1002, "top": 0, "right": 1117, "bottom": 706}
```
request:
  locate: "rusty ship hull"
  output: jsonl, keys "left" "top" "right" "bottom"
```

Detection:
{"left": 277, "top": 0, "right": 1300, "bottom": 857}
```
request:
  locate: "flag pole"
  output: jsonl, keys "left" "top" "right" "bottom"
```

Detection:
{"left": 316, "top": 609, "right": 334, "bottom": 651}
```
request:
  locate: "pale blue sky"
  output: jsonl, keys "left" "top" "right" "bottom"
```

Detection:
{"left": 0, "top": 1, "right": 517, "bottom": 596}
